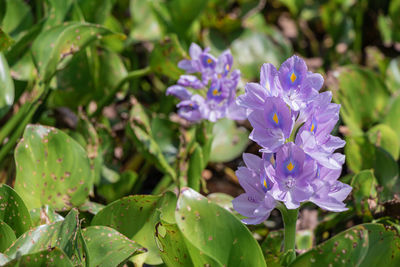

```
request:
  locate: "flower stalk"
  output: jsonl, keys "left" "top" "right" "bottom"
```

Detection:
{"left": 278, "top": 204, "right": 299, "bottom": 264}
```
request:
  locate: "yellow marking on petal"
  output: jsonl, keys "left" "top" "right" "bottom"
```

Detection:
{"left": 290, "top": 72, "right": 297, "bottom": 83}
{"left": 263, "top": 179, "right": 268, "bottom": 189}
{"left": 287, "top": 162, "right": 294, "bottom": 172}
{"left": 272, "top": 113, "right": 279, "bottom": 124}
{"left": 270, "top": 155, "right": 275, "bottom": 165}
{"left": 212, "top": 89, "right": 219, "bottom": 96}
{"left": 225, "top": 64, "right": 230, "bottom": 71}
{"left": 310, "top": 123, "right": 315, "bottom": 133}
{"left": 207, "top": 58, "right": 212, "bottom": 64}
{"left": 218, "top": 74, "right": 222, "bottom": 79}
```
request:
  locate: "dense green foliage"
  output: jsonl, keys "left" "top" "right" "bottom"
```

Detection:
{"left": 0, "top": 0, "right": 400, "bottom": 266}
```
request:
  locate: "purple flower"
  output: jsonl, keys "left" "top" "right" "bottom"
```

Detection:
{"left": 278, "top": 56, "right": 323, "bottom": 111}
{"left": 167, "top": 43, "right": 245, "bottom": 122}
{"left": 233, "top": 55, "right": 351, "bottom": 224}
{"left": 267, "top": 143, "right": 316, "bottom": 209}
{"left": 309, "top": 165, "right": 352, "bottom": 212}
{"left": 248, "top": 97, "right": 294, "bottom": 153}
{"left": 232, "top": 153, "right": 276, "bottom": 224}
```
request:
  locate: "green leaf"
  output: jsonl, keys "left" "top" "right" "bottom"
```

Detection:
{"left": 149, "top": 35, "right": 185, "bottom": 80}
{"left": 2, "top": 248, "right": 74, "bottom": 267}
{"left": 30, "top": 205, "right": 64, "bottom": 227}
{"left": 0, "top": 253, "right": 11, "bottom": 265}
{"left": 31, "top": 22, "right": 117, "bottom": 81}
{"left": 0, "top": 28, "right": 13, "bottom": 52}
{"left": 290, "top": 223, "right": 400, "bottom": 266}
{"left": 383, "top": 94, "right": 400, "bottom": 144}
{"left": 0, "top": 220, "right": 16, "bottom": 253}
{"left": 130, "top": 0, "right": 162, "bottom": 42}
{"left": 14, "top": 124, "right": 94, "bottom": 211}
{"left": 296, "top": 230, "right": 314, "bottom": 250}
{"left": 97, "top": 170, "right": 138, "bottom": 203}
{"left": 151, "top": 116, "right": 179, "bottom": 164}
{"left": 91, "top": 192, "right": 177, "bottom": 265}
{"left": 187, "top": 143, "right": 204, "bottom": 191}
{"left": 351, "top": 170, "right": 377, "bottom": 219}
{"left": 385, "top": 57, "right": 400, "bottom": 93}
{"left": 4, "top": 209, "right": 82, "bottom": 264}
{"left": 331, "top": 66, "right": 390, "bottom": 133}
{"left": 43, "top": 0, "right": 74, "bottom": 29}
{"left": 78, "top": 200, "right": 105, "bottom": 215}
{"left": 0, "top": 52, "right": 14, "bottom": 119}
{"left": 175, "top": 188, "right": 266, "bottom": 266}
{"left": 261, "top": 230, "right": 284, "bottom": 267}
{"left": 77, "top": 0, "right": 116, "bottom": 25}
{"left": 344, "top": 135, "right": 375, "bottom": 173}
{"left": 155, "top": 222, "right": 195, "bottom": 267}
{"left": 210, "top": 118, "right": 249, "bottom": 162}
{"left": 367, "top": 124, "right": 399, "bottom": 160}
{"left": 82, "top": 226, "right": 145, "bottom": 267}
{"left": 127, "top": 111, "right": 177, "bottom": 181}
{"left": 1, "top": 0, "right": 33, "bottom": 38}
{"left": 374, "top": 148, "right": 400, "bottom": 202}
{"left": 0, "top": 184, "right": 32, "bottom": 237}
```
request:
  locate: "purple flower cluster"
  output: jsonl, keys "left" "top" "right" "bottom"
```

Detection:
{"left": 166, "top": 43, "right": 246, "bottom": 122}
{"left": 233, "top": 55, "right": 352, "bottom": 224}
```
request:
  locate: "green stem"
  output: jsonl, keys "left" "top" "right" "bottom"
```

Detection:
{"left": 278, "top": 204, "right": 299, "bottom": 265}
{"left": 90, "top": 66, "right": 151, "bottom": 118}
{"left": 0, "top": 103, "right": 30, "bottom": 144}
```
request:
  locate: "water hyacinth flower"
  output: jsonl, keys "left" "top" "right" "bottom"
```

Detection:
{"left": 166, "top": 43, "right": 246, "bottom": 122}
{"left": 233, "top": 55, "right": 351, "bottom": 225}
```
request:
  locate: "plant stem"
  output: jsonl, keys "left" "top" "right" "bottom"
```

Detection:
{"left": 278, "top": 203, "right": 299, "bottom": 265}
{"left": 89, "top": 66, "right": 151, "bottom": 118}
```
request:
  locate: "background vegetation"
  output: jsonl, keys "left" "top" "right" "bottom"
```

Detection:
{"left": 0, "top": 0, "right": 400, "bottom": 266}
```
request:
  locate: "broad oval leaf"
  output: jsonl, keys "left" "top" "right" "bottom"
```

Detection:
{"left": 383, "top": 94, "right": 400, "bottom": 144}
{"left": 82, "top": 226, "right": 145, "bottom": 267}
{"left": 290, "top": 223, "right": 400, "bottom": 266}
{"left": 331, "top": 66, "right": 390, "bottom": 133}
{"left": 175, "top": 188, "right": 266, "bottom": 267}
{"left": 0, "top": 52, "right": 14, "bottom": 118}
{"left": 0, "top": 220, "right": 16, "bottom": 253}
{"left": 210, "top": 118, "right": 249, "bottom": 163}
{"left": 31, "top": 22, "right": 117, "bottom": 81}
{"left": 367, "top": 124, "right": 399, "bottom": 160}
{"left": 2, "top": 248, "right": 73, "bottom": 267}
{"left": 0, "top": 184, "right": 32, "bottom": 237}
{"left": 91, "top": 192, "right": 177, "bottom": 265}
{"left": 4, "top": 209, "right": 81, "bottom": 263}
{"left": 350, "top": 170, "right": 377, "bottom": 219}
{"left": 14, "top": 124, "right": 94, "bottom": 211}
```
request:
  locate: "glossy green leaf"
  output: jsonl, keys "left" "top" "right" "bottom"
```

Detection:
{"left": 1, "top": 0, "right": 33, "bottom": 38}
{"left": 77, "top": 0, "right": 116, "bottom": 25}
{"left": 82, "top": 226, "right": 145, "bottom": 267}
{"left": 78, "top": 201, "right": 105, "bottom": 215}
{"left": 0, "top": 52, "right": 14, "bottom": 118}
{"left": 31, "top": 22, "right": 117, "bottom": 81}
{"left": 91, "top": 192, "right": 177, "bottom": 265}
{"left": 4, "top": 209, "right": 82, "bottom": 264}
{"left": 30, "top": 205, "right": 64, "bottom": 227}
{"left": 155, "top": 222, "right": 194, "bottom": 267}
{"left": 296, "top": 230, "right": 314, "bottom": 250}
{"left": 290, "top": 223, "right": 400, "bottom": 266}
{"left": 175, "top": 188, "right": 266, "bottom": 267}
{"left": 367, "top": 124, "right": 399, "bottom": 160}
{"left": 0, "top": 220, "right": 16, "bottom": 253}
{"left": 43, "top": 0, "right": 74, "bottom": 29}
{"left": 14, "top": 124, "right": 94, "bottom": 211}
{"left": 2, "top": 248, "right": 74, "bottom": 267}
{"left": 210, "top": 118, "right": 249, "bottom": 162}
{"left": 0, "top": 253, "right": 11, "bottom": 265}
{"left": 0, "top": 184, "right": 32, "bottom": 237}
{"left": 332, "top": 66, "right": 390, "bottom": 133}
